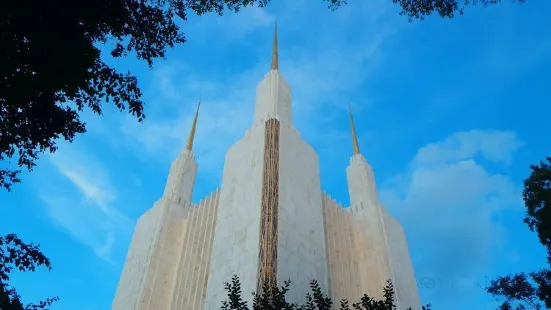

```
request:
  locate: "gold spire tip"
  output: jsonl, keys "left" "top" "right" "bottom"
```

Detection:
{"left": 185, "top": 100, "right": 201, "bottom": 151}
{"left": 348, "top": 102, "right": 360, "bottom": 155}
{"left": 271, "top": 22, "right": 279, "bottom": 70}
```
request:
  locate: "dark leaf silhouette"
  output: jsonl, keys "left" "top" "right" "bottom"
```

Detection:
{"left": 0, "top": 234, "right": 58, "bottom": 310}
{"left": 486, "top": 157, "right": 551, "bottom": 309}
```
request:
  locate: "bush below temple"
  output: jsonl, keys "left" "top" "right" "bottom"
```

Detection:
{"left": 221, "top": 275, "right": 432, "bottom": 310}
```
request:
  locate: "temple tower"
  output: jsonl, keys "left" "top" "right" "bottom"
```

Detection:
{"left": 346, "top": 104, "right": 420, "bottom": 308}
{"left": 204, "top": 24, "right": 328, "bottom": 308}
{"left": 111, "top": 102, "right": 201, "bottom": 310}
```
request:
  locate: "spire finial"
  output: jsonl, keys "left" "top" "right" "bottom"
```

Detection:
{"left": 185, "top": 99, "right": 201, "bottom": 151}
{"left": 271, "top": 22, "right": 279, "bottom": 70}
{"left": 348, "top": 102, "right": 360, "bottom": 155}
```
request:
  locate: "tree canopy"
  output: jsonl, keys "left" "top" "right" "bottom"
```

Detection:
{"left": 0, "top": 234, "right": 57, "bottom": 310}
{"left": 0, "top": 0, "right": 529, "bottom": 192}
{"left": 486, "top": 157, "right": 551, "bottom": 309}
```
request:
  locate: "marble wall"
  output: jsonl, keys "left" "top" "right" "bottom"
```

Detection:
{"left": 278, "top": 123, "right": 328, "bottom": 304}
{"left": 204, "top": 123, "right": 267, "bottom": 309}
{"left": 112, "top": 205, "right": 162, "bottom": 310}
{"left": 112, "top": 198, "right": 188, "bottom": 310}
{"left": 254, "top": 71, "right": 292, "bottom": 125}
{"left": 346, "top": 154, "right": 393, "bottom": 300}
{"left": 345, "top": 154, "right": 420, "bottom": 309}
{"left": 162, "top": 150, "right": 198, "bottom": 203}
{"left": 112, "top": 147, "right": 198, "bottom": 310}
{"left": 141, "top": 200, "right": 186, "bottom": 309}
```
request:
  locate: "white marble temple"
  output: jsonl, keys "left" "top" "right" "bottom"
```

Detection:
{"left": 111, "top": 26, "right": 421, "bottom": 310}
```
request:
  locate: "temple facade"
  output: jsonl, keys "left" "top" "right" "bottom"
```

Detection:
{"left": 111, "top": 25, "right": 421, "bottom": 310}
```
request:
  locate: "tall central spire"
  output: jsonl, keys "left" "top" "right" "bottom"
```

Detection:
{"left": 254, "top": 22, "right": 291, "bottom": 125}
{"left": 185, "top": 100, "right": 201, "bottom": 151}
{"left": 271, "top": 22, "right": 279, "bottom": 70}
{"left": 348, "top": 103, "right": 360, "bottom": 155}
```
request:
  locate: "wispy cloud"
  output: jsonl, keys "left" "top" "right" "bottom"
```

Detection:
{"left": 380, "top": 129, "right": 524, "bottom": 308}
{"left": 40, "top": 146, "right": 132, "bottom": 262}
{"left": 49, "top": 150, "right": 116, "bottom": 210}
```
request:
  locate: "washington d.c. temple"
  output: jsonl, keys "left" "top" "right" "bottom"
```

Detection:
{"left": 111, "top": 26, "right": 421, "bottom": 310}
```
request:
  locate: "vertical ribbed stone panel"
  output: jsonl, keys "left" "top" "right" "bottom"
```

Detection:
{"left": 322, "top": 190, "right": 419, "bottom": 310}
{"left": 344, "top": 208, "right": 361, "bottom": 300}
{"left": 175, "top": 201, "right": 199, "bottom": 308}
{"left": 194, "top": 190, "right": 220, "bottom": 309}
{"left": 278, "top": 124, "right": 328, "bottom": 304}
{"left": 204, "top": 123, "right": 266, "bottom": 310}
{"left": 171, "top": 189, "right": 220, "bottom": 310}
{"left": 257, "top": 118, "right": 280, "bottom": 292}
{"left": 321, "top": 193, "right": 357, "bottom": 307}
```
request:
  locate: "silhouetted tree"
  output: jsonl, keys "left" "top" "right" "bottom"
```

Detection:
{"left": 299, "top": 280, "right": 332, "bottom": 310}
{"left": 388, "top": 0, "right": 527, "bottom": 21}
{"left": 486, "top": 157, "right": 551, "bottom": 309}
{"left": 0, "top": 234, "right": 58, "bottom": 310}
{"left": 222, "top": 275, "right": 249, "bottom": 310}
{"left": 523, "top": 158, "right": 551, "bottom": 257}
{"left": 251, "top": 280, "right": 296, "bottom": 310}
{"left": 222, "top": 276, "right": 430, "bottom": 310}
{"left": 1, "top": 0, "right": 272, "bottom": 191}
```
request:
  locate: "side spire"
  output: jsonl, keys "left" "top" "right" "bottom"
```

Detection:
{"left": 185, "top": 100, "right": 201, "bottom": 151}
{"left": 348, "top": 102, "right": 360, "bottom": 155}
{"left": 271, "top": 22, "right": 279, "bottom": 70}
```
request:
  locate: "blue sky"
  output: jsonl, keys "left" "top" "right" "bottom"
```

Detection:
{"left": 1, "top": 0, "right": 551, "bottom": 309}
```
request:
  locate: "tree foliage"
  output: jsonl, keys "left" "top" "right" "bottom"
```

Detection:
{"left": 486, "top": 157, "right": 551, "bottom": 309}
{"left": 389, "top": 0, "right": 526, "bottom": 21}
{"left": 523, "top": 158, "right": 551, "bottom": 256}
{"left": 0, "top": 234, "right": 58, "bottom": 310}
{"left": 222, "top": 275, "right": 431, "bottom": 310}
{"left": 1, "top": 0, "right": 530, "bottom": 192}
{"left": 1, "top": 0, "right": 185, "bottom": 191}
{"left": 1, "top": 0, "right": 275, "bottom": 191}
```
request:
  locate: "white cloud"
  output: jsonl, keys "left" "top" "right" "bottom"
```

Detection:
{"left": 380, "top": 129, "right": 524, "bottom": 308}
{"left": 414, "top": 130, "right": 524, "bottom": 167}
{"left": 50, "top": 151, "right": 116, "bottom": 210}
{"left": 41, "top": 146, "right": 132, "bottom": 261}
